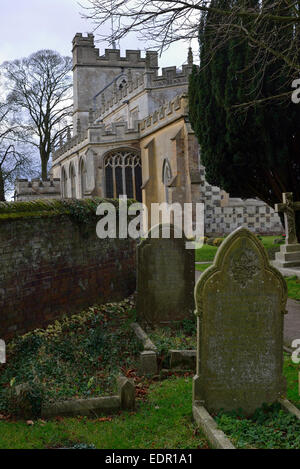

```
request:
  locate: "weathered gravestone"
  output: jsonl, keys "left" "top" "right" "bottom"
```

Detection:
{"left": 274, "top": 192, "right": 300, "bottom": 268}
{"left": 137, "top": 223, "right": 195, "bottom": 325}
{"left": 193, "top": 227, "right": 287, "bottom": 415}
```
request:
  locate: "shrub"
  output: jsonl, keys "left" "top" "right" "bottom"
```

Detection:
{"left": 5, "top": 381, "right": 45, "bottom": 419}
{"left": 213, "top": 238, "right": 223, "bottom": 247}
{"left": 0, "top": 298, "right": 141, "bottom": 415}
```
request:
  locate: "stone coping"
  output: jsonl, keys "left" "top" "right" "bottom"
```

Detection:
{"left": 130, "top": 322, "right": 157, "bottom": 352}
{"left": 193, "top": 403, "right": 235, "bottom": 449}
{"left": 169, "top": 350, "right": 196, "bottom": 370}
{"left": 271, "top": 261, "right": 300, "bottom": 279}
{"left": 131, "top": 323, "right": 196, "bottom": 372}
{"left": 278, "top": 398, "right": 300, "bottom": 420}
{"left": 41, "top": 375, "right": 135, "bottom": 419}
{"left": 131, "top": 324, "right": 196, "bottom": 375}
{"left": 193, "top": 398, "right": 300, "bottom": 449}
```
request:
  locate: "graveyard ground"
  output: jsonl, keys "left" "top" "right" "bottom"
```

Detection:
{"left": 0, "top": 377, "right": 209, "bottom": 449}
{"left": 0, "top": 234, "right": 299, "bottom": 449}
{"left": 0, "top": 355, "right": 298, "bottom": 449}
{"left": 0, "top": 298, "right": 142, "bottom": 415}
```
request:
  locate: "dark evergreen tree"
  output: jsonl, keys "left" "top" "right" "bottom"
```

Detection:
{"left": 189, "top": 0, "right": 300, "bottom": 235}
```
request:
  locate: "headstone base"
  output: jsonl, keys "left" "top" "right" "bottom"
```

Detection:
{"left": 274, "top": 244, "right": 300, "bottom": 268}
{"left": 139, "top": 351, "right": 158, "bottom": 375}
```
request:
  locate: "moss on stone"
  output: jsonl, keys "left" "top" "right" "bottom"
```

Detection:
{"left": 0, "top": 198, "right": 135, "bottom": 222}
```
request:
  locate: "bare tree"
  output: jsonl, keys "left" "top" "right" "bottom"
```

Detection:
{"left": 0, "top": 101, "right": 34, "bottom": 201}
{"left": 82, "top": 0, "right": 300, "bottom": 105}
{"left": 1, "top": 50, "right": 73, "bottom": 180}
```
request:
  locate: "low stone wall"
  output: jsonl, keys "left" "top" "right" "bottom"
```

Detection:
{"left": 0, "top": 200, "right": 136, "bottom": 339}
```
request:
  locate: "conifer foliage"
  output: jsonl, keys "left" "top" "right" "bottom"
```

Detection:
{"left": 189, "top": 0, "right": 300, "bottom": 234}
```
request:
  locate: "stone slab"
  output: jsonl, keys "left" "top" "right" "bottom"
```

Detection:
{"left": 117, "top": 375, "right": 135, "bottom": 410}
{"left": 193, "top": 404, "right": 235, "bottom": 449}
{"left": 137, "top": 224, "right": 195, "bottom": 325}
{"left": 169, "top": 350, "right": 196, "bottom": 370}
{"left": 139, "top": 350, "right": 158, "bottom": 375}
{"left": 130, "top": 322, "right": 157, "bottom": 351}
{"left": 278, "top": 398, "right": 300, "bottom": 420}
{"left": 41, "top": 396, "right": 120, "bottom": 418}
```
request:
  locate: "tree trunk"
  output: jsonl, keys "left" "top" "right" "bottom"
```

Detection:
{"left": 0, "top": 171, "right": 5, "bottom": 201}
{"left": 41, "top": 154, "right": 48, "bottom": 181}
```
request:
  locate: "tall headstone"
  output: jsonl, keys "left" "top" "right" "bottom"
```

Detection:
{"left": 193, "top": 227, "right": 287, "bottom": 415}
{"left": 274, "top": 192, "right": 300, "bottom": 268}
{"left": 137, "top": 224, "right": 195, "bottom": 325}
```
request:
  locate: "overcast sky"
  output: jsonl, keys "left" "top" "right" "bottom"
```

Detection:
{"left": 0, "top": 0, "right": 198, "bottom": 69}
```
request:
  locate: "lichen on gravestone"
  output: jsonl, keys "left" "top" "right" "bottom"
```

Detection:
{"left": 193, "top": 226, "right": 287, "bottom": 415}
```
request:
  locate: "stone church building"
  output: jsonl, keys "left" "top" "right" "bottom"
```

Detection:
{"left": 15, "top": 33, "right": 282, "bottom": 235}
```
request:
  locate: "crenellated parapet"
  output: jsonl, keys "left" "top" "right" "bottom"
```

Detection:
{"left": 14, "top": 178, "right": 61, "bottom": 201}
{"left": 53, "top": 94, "right": 189, "bottom": 161}
{"left": 94, "top": 64, "right": 192, "bottom": 122}
{"left": 52, "top": 121, "right": 140, "bottom": 162}
{"left": 72, "top": 33, "right": 158, "bottom": 68}
{"left": 139, "top": 95, "right": 189, "bottom": 135}
{"left": 53, "top": 129, "right": 89, "bottom": 160}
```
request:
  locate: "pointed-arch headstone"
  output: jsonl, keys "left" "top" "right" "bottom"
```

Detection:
{"left": 193, "top": 227, "right": 287, "bottom": 415}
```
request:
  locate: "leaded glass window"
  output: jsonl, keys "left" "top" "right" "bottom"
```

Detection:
{"left": 104, "top": 150, "right": 142, "bottom": 201}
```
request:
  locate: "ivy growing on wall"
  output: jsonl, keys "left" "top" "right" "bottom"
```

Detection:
{"left": 0, "top": 198, "right": 136, "bottom": 224}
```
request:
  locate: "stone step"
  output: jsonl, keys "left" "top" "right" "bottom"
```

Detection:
{"left": 280, "top": 244, "right": 300, "bottom": 253}
{"left": 273, "top": 259, "right": 300, "bottom": 268}
{"left": 276, "top": 251, "right": 300, "bottom": 262}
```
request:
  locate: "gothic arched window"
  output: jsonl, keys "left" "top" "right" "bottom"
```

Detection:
{"left": 61, "top": 167, "right": 68, "bottom": 198}
{"left": 162, "top": 159, "right": 172, "bottom": 203}
{"left": 104, "top": 149, "right": 142, "bottom": 201}
{"left": 70, "top": 164, "right": 76, "bottom": 198}
{"left": 80, "top": 159, "right": 87, "bottom": 198}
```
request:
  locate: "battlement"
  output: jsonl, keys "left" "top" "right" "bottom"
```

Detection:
{"left": 53, "top": 94, "right": 188, "bottom": 161}
{"left": 95, "top": 63, "right": 192, "bottom": 122}
{"left": 14, "top": 178, "right": 61, "bottom": 201}
{"left": 72, "top": 33, "right": 158, "bottom": 68}
{"left": 53, "top": 121, "right": 140, "bottom": 161}
{"left": 53, "top": 129, "right": 89, "bottom": 160}
{"left": 73, "top": 33, "right": 95, "bottom": 47}
{"left": 139, "top": 95, "right": 189, "bottom": 135}
{"left": 152, "top": 63, "right": 193, "bottom": 86}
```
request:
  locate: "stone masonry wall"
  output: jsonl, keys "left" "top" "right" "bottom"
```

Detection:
{"left": 0, "top": 214, "right": 136, "bottom": 340}
{"left": 198, "top": 166, "right": 283, "bottom": 235}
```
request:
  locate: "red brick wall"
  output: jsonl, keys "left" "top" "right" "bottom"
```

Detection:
{"left": 0, "top": 215, "right": 136, "bottom": 339}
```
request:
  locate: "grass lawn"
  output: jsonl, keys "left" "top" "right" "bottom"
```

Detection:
{"left": 0, "top": 377, "right": 208, "bottom": 449}
{"left": 195, "top": 244, "right": 217, "bottom": 262}
{"left": 285, "top": 276, "right": 300, "bottom": 301}
{"left": 195, "top": 235, "right": 283, "bottom": 263}
{"left": 195, "top": 263, "right": 213, "bottom": 272}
